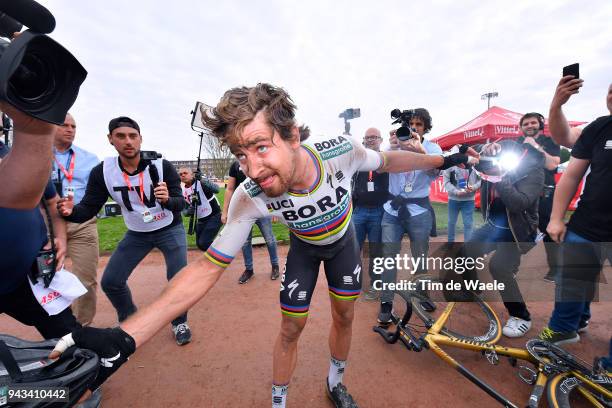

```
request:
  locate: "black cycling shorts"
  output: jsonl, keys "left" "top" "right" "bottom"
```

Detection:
{"left": 279, "top": 224, "right": 362, "bottom": 318}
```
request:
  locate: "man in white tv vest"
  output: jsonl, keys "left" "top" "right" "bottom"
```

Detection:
{"left": 58, "top": 116, "right": 192, "bottom": 345}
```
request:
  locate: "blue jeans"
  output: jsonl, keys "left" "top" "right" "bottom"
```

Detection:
{"left": 102, "top": 223, "right": 188, "bottom": 325}
{"left": 465, "top": 213, "right": 531, "bottom": 320}
{"left": 242, "top": 217, "right": 279, "bottom": 270}
{"left": 549, "top": 230, "right": 612, "bottom": 333}
{"left": 380, "top": 210, "right": 432, "bottom": 303}
{"left": 447, "top": 199, "right": 474, "bottom": 242}
{"left": 352, "top": 206, "right": 384, "bottom": 283}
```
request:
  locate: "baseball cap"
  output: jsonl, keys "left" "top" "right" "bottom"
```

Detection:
{"left": 108, "top": 116, "right": 140, "bottom": 133}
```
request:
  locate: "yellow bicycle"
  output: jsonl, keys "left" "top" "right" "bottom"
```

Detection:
{"left": 373, "top": 275, "right": 612, "bottom": 407}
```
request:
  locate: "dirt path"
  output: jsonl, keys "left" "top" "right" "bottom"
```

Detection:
{"left": 2, "top": 245, "right": 610, "bottom": 407}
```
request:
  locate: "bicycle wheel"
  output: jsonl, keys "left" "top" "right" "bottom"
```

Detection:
{"left": 546, "top": 371, "right": 612, "bottom": 408}
{"left": 409, "top": 274, "right": 501, "bottom": 343}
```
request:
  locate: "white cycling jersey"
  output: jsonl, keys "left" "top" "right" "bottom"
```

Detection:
{"left": 204, "top": 134, "right": 382, "bottom": 268}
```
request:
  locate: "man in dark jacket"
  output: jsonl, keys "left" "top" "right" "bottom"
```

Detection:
{"left": 464, "top": 139, "right": 545, "bottom": 338}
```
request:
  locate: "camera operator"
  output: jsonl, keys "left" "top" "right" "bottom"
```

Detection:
{"left": 0, "top": 141, "right": 80, "bottom": 339}
{"left": 57, "top": 116, "right": 193, "bottom": 346}
{"left": 539, "top": 80, "right": 612, "bottom": 352}
{"left": 378, "top": 108, "right": 442, "bottom": 324}
{"left": 52, "top": 113, "right": 101, "bottom": 326}
{"left": 179, "top": 167, "right": 222, "bottom": 252}
{"left": 517, "top": 113, "right": 561, "bottom": 281}
{"left": 464, "top": 139, "right": 545, "bottom": 338}
{"left": 351, "top": 127, "right": 389, "bottom": 300}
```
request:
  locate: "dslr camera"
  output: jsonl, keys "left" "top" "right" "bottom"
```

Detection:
{"left": 0, "top": 0, "right": 87, "bottom": 124}
{"left": 390, "top": 108, "right": 417, "bottom": 141}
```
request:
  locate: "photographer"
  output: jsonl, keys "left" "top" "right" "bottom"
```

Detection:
{"left": 57, "top": 116, "right": 192, "bottom": 346}
{"left": 378, "top": 108, "right": 442, "bottom": 324}
{"left": 539, "top": 80, "right": 612, "bottom": 350}
{"left": 464, "top": 139, "right": 545, "bottom": 338}
{"left": 179, "top": 167, "right": 222, "bottom": 252}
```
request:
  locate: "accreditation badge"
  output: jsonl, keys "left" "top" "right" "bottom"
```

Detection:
{"left": 65, "top": 185, "right": 75, "bottom": 197}
{"left": 142, "top": 209, "right": 154, "bottom": 223}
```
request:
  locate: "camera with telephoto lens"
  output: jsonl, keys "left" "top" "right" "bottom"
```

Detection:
{"left": 0, "top": 0, "right": 87, "bottom": 125}
{"left": 390, "top": 109, "right": 417, "bottom": 141}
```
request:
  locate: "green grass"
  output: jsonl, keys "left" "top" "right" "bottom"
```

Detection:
{"left": 97, "top": 188, "right": 289, "bottom": 253}
{"left": 432, "top": 201, "right": 485, "bottom": 232}
{"left": 97, "top": 189, "right": 482, "bottom": 253}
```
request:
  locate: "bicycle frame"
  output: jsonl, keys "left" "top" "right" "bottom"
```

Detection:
{"left": 375, "top": 299, "right": 612, "bottom": 407}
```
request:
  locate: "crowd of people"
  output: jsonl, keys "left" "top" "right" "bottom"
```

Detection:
{"left": 1, "top": 76, "right": 610, "bottom": 408}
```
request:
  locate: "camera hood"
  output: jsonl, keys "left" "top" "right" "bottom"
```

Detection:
{"left": 0, "top": 30, "right": 87, "bottom": 124}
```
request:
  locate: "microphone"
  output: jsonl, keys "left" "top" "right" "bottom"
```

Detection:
{"left": 0, "top": 0, "right": 56, "bottom": 34}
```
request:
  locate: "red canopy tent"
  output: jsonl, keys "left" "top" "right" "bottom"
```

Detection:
{"left": 430, "top": 106, "right": 585, "bottom": 150}
{"left": 428, "top": 106, "right": 586, "bottom": 210}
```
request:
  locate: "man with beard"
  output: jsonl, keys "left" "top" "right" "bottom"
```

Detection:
{"left": 52, "top": 85, "right": 476, "bottom": 408}
{"left": 517, "top": 112, "right": 561, "bottom": 281}
{"left": 57, "top": 117, "right": 192, "bottom": 346}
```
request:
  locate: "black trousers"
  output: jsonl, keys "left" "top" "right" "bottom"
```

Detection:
{"left": 539, "top": 190, "right": 560, "bottom": 275}
{"left": 0, "top": 277, "right": 81, "bottom": 339}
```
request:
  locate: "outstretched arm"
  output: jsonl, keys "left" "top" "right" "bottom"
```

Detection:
{"left": 549, "top": 76, "right": 584, "bottom": 148}
{"left": 379, "top": 146, "right": 478, "bottom": 173}
{"left": 51, "top": 188, "right": 261, "bottom": 390}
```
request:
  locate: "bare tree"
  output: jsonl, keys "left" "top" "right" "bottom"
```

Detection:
{"left": 201, "top": 133, "right": 233, "bottom": 179}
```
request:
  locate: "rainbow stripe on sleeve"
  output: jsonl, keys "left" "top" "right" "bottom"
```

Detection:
{"left": 204, "top": 246, "right": 234, "bottom": 268}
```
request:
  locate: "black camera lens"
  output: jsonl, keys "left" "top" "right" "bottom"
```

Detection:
{"left": 9, "top": 51, "right": 54, "bottom": 101}
{"left": 396, "top": 126, "right": 412, "bottom": 141}
{"left": 0, "top": 31, "right": 87, "bottom": 124}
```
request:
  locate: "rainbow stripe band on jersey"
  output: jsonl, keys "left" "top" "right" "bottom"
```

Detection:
{"left": 281, "top": 303, "right": 309, "bottom": 318}
{"left": 289, "top": 201, "right": 352, "bottom": 242}
{"left": 287, "top": 145, "right": 324, "bottom": 196}
{"left": 328, "top": 286, "right": 361, "bottom": 301}
{"left": 204, "top": 246, "right": 234, "bottom": 268}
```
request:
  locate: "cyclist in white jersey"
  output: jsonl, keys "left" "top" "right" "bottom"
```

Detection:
{"left": 52, "top": 83, "right": 477, "bottom": 408}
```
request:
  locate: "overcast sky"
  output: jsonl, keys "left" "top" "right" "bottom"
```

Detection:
{"left": 36, "top": 0, "right": 612, "bottom": 161}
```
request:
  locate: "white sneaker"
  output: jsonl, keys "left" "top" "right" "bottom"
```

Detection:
{"left": 502, "top": 316, "right": 532, "bottom": 338}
